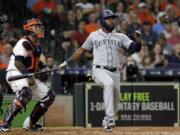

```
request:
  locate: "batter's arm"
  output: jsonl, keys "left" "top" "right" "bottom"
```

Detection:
{"left": 128, "top": 30, "right": 142, "bottom": 54}
{"left": 59, "top": 47, "right": 86, "bottom": 69}
{"left": 70, "top": 47, "right": 86, "bottom": 62}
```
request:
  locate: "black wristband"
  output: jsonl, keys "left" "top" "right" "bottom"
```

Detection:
{"left": 66, "top": 57, "right": 73, "bottom": 64}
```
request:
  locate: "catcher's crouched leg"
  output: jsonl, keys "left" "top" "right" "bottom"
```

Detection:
{"left": 0, "top": 87, "right": 32, "bottom": 132}
{"left": 23, "top": 90, "right": 55, "bottom": 131}
{"left": 4, "top": 87, "right": 32, "bottom": 124}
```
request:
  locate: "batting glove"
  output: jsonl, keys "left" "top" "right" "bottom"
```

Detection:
{"left": 59, "top": 61, "right": 67, "bottom": 71}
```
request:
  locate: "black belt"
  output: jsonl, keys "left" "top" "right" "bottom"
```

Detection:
{"left": 95, "top": 65, "right": 117, "bottom": 72}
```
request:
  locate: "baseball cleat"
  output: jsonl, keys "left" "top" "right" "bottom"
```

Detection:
{"left": 107, "top": 119, "right": 116, "bottom": 128}
{"left": 0, "top": 122, "right": 10, "bottom": 132}
{"left": 103, "top": 126, "right": 112, "bottom": 132}
{"left": 102, "top": 118, "right": 116, "bottom": 128}
{"left": 102, "top": 117, "right": 115, "bottom": 132}
{"left": 23, "top": 116, "right": 43, "bottom": 131}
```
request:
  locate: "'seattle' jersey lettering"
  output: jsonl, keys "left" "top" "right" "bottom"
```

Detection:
{"left": 82, "top": 29, "right": 133, "bottom": 67}
{"left": 93, "top": 39, "right": 120, "bottom": 49}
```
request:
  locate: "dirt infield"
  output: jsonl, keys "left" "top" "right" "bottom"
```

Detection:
{"left": 2, "top": 127, "right": 180, "bottom": 135}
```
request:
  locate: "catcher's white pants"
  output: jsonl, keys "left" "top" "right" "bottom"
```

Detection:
{"left": 92, "top": 66, "right": 120, "bottom": 118}
{"left": 6, "top": 70, "right": 49, "bottom": 99}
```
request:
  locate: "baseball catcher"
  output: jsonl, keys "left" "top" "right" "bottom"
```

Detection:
{"left": 0, "top": 18, "right": 55, "bottom": 132}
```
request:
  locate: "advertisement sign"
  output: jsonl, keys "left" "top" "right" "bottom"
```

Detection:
{"left": 85, "top": 83, "right": 179, "bottom": 127}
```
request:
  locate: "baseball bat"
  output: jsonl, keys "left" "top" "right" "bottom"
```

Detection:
{"left": 8, "top": 68, "right": 59, "bottom": 82}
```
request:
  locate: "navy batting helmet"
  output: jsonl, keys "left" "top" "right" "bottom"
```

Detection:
{"left": 99, "top": 9, "right": 117, "bottom": 32}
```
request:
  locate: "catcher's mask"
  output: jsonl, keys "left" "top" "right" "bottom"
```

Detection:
{"left": 23, "top": 18, "right": 44, "bottom": 38}
{"left": 99, "top": 9, "right": 117, "bottom": 32}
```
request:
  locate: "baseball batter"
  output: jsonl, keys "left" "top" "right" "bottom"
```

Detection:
{"left": 0, "top": 18, "right": 55, "bottom": 132}
{"left": 59, "top": 9, "right": 141, "bottom": 132}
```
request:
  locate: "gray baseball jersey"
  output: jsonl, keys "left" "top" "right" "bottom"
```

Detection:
{"left": 82, "top": 28, "right": 133, "bottom": 119}
{"left": 82, "top": 29, "right": 133, "bottom": 67}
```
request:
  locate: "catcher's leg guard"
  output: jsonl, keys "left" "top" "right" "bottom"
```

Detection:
{"left": 3, "top": 87, "right": 32, "bottom": 125}
{"left": 3, "top": 100, "right": 21, "bottom": 124}
{"left": 30, "top": 90, "right": 55, "bottom": 125}
{"left": 16, "top": 87, "right": 32, "bottom": 110}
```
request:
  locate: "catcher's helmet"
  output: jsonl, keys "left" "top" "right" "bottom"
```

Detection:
{"left": 99, "top": 9, "right": 117, "bottom": 32}
{"left": 23, "top": 18, "right": 44, "bottom": 38}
